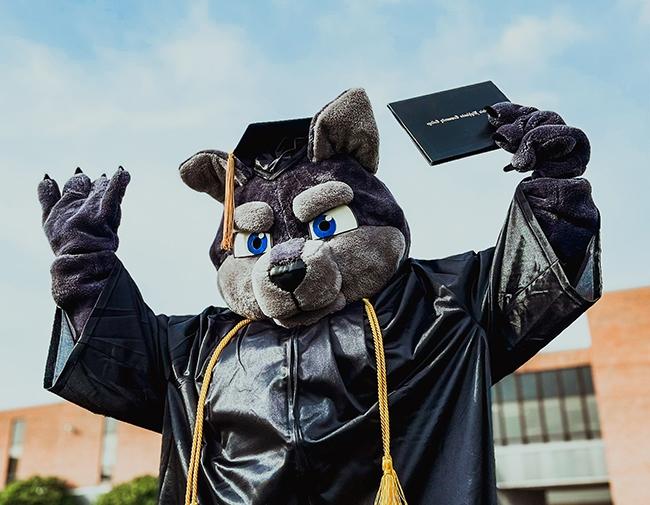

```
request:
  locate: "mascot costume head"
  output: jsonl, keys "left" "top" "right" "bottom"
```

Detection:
{"left": 179, "top": 88, "right": 409, "bottom": 328}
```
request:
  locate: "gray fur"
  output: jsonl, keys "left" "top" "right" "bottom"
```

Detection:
{"left": 292, "top": 239, "right": 342, "bottom": 311}
{"left": 234, "top": 201, "right": 274, "bottom": 231}
{"left": 224, "top": 224, "right": 405, "bottom": 328}
{"left": 308, "top": 88, "right": 379, "bottom": 173}
{"left": 251, "top": 252, "right": 297, "bottom": 319}
{"left": 275, "top": 294, "right": 346, "bottom": 328}
{"left": 179, "top": 150, "right": 249, "bottom": 202}
{"left": 270, "top": 237, "right": 304, "bottom": 265}
{"left": 292, "top": 181, "right": 354, "bottom": 222}
{"left": 217, "top": 255, "right": 265, "bottom": 320}
{"left": 329, "top": 225, "right": 406, "bottom": 302}
{"left": 250, "top": 238, "right": 342, "bottom": 323}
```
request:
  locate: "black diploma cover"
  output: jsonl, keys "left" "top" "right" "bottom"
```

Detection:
{"left": 388, "top": 81, "right": 509, "bottom": 165}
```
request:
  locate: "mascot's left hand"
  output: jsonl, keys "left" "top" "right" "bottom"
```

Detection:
{"left": 486, "top": 102, "right": 598, "bottom": 282}
{"left": 486, "top": 102, "right": 590, "bottom": 179}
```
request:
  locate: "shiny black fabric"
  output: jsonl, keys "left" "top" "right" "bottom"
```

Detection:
{"left": 44, "top": 186, "right": 600, "bottom": 504}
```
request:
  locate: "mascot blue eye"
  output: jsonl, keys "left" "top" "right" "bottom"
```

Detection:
{"left": 308, "top": 205, "right": 358, "bottom": 241}
{"left": 312, "top": 214, "right": 337, "bottom": 239}
{"left": 233, "top": 232, "right": 273, "bottom": 258}
{"left": 247, "top": 233, "right": 269, "bottom": 255}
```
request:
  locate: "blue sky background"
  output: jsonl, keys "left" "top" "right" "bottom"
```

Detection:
{"left": 1, "top": 0, "right": 648, "bottom": 409}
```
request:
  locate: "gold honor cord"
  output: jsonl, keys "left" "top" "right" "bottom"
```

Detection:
{"left": 184, "top": 318, "right": 252, "bottom": 505}
{"left": 362, "top": 298, "right": 408, "bottom": 505}
{"left": 184, "top": 300, "right": 407, "bottom": 505}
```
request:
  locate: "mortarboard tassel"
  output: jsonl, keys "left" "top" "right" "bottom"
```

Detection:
{"left": 220, "top": 152, "right": 236, "bottom": 251}
{"left": 363, "top": 298, "right": 408, "bottom": 505}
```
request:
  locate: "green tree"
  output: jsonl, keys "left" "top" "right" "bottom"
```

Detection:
{"left": 96, "top": 475, "right": 158, "bottom": 505}
{"left": 0, "top": 476, "right": 76, "bottom": 505}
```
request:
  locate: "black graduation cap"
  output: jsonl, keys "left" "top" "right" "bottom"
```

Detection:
{"left": 233, "top": 118, "right": 311, "bottom": 180}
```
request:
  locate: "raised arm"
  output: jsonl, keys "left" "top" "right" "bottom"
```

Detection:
{"left": 479, "top": 103, "right": 602, "bottom": 382}
{"left": 487, "top": 102, "right": 599, "bottom": 281}
{"left": 37, "top": 169, "right": 185, "bottom": 432}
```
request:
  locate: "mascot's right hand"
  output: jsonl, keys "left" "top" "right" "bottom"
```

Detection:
{"left": 37, "top": 167, "right": 130, "bottom": 333}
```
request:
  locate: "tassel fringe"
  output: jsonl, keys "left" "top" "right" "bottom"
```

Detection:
{"left": 374, "top": 456, "right": 408, "bottom": 505}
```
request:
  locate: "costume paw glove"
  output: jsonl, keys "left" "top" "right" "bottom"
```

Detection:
{"left": 38, "top": 168, "right": 130, "bottom": 334}
{"left": 488, "top": 102, "right": 590, "bottom": 179}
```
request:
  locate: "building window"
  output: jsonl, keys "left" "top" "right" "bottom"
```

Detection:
{"left": 100, "top": 417, "right": 118, "bottom": 482}
{"left": 5, "top": 419, "right": 26, "bottom": 484}
{"left": 491, "top": 366, "right": 601, "bottom": 445}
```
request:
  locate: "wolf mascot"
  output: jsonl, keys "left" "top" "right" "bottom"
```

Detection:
{"left": 38, "top": 89, "right": 600, "bottom": 504}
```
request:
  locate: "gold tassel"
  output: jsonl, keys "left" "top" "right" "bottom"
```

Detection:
{"left": 184, "top": 318, "right": 252, "bottom": 505}
{"left": 220, "top": 152, "right": 236, "bottom": 251}
{"left": 363, "top": 298, "right": 409, "bottom": 505}
{"left": 375, "top": 457, "right": 408, "bottom": 505}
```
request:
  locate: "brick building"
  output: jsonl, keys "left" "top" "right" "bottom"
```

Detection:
{"left": 1, "top": 287, "right": 648, "bottom": 504}
{"left": 0, "top": 402, "right": 161, "bottom": 501}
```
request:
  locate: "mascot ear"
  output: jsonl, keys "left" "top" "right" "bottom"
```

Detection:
{"left": 179, "top": 150, "right": 250, "bottom": 202}
{"left": 308, "top": 88, "right": 379, "bottom": 173}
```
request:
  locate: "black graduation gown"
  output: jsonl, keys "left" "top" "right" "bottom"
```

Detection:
{"left": 44, "top": 187, "right": 601, "bottom": 504}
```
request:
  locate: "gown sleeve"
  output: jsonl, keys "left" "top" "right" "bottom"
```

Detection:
{"left": 43, "top": 259, "right": 200, "bottom": 433}
{"left": 477, "top": 183, "right": 602, "bottom": 383}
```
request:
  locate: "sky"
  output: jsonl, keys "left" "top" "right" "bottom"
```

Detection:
{"left": 1, "top": 0, "right": 648, "bottom": 410}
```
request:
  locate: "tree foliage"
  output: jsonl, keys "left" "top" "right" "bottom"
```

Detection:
{"left": 96, "top": 475, "right": 158, "bottom": 505}
{"left": 0, "top": 476, "right": 76, "bottom": 505}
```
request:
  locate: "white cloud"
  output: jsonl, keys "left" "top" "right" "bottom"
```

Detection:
{"left": 492, "top": 14, "right": 589, "bottom": 67}
{"left": 0, "top": 3, "right": 645, "bottom": 408}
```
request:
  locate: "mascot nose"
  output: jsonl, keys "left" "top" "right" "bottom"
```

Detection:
{"left": 269, "top": 259, "right": 307, "bottom": 292}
